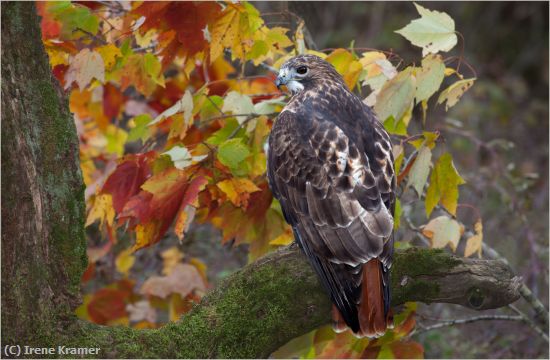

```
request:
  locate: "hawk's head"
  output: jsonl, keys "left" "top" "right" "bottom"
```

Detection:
{"left": 275, "top": 55, "right": 345, "bottom": 95}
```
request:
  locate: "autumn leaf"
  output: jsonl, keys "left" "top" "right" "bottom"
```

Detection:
{"left": 437, "top": 78, "right": 476, "bottom": 110}
{"left": 87, "top": 288, "right": 130, "bottom": 325}
{"left": 102, "top": 152, "right": 153, "bottom": 213}
{"left": 406, "top": 145, "right": 432, "bottom": 196}
{"left": 86, "top": 193, "right": 115, "bottom": 228}
{"left": 150, "top": 90, "right": 193, "bottom": 126}
{"left": 126, "top": 300, "right": 157, "bottom": 323}
{"left": 221, "top": 91, "right": 255, "bottom": 124}
{"left": 325, "top": 49, "right": 363, "bottom": 89}
{"left": 141, "top": 263, "right": 206, "bottom": 299}
{"left": 65, "top": 48, "right": 105, "bottom": 90}
{"left": 464, "top": 219, "right": 483, "bottom": 258}
{"left": 425, "top": 152, "right": 466, "bottom": 216}
{"left": 115, "top": 248, "right": 135, "bottom": 276}
{"left": 374, "top": 67, "right": 416, "bottom": 123}
{"left": 216, "top": 178, "right": 261, "bottom": 208}
{"left": 396, "top": 3, "right": 458, "bottom": 56}
{"left": 174, "top": 176, "right": 209, "bottom": 240}
{"left": 422, "top": 215, "right": 461, "bottom": 251}
{"left": 415, "top": 54, "right": 445, "bottom": 102}
{"left": 217, "top": 138, "right": 251, "bottom": 170}
{"left": 162, "top": 146, "right": 207, "bottom": 170}
{"left": 161, "top": 247, "right": 184, "bottom": 276}
{"left": 96, "top": 44, "right": 122, "bottom": 69}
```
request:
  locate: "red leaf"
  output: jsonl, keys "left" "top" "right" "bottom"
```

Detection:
{"left": 103, "top": 83, "right": 126, "bottom": 119}
{"left": 87, "top": 288, "right": 129, "bottom": 325}
{"left": 81, "top": 262, "right": 95, "bottom": 283}
{"left": 102, "top": 152, "right": 155, "bottom": 213}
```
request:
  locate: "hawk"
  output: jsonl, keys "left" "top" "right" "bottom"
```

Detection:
{"left": 267, "top": 55, "right": 395, "bottom": 337}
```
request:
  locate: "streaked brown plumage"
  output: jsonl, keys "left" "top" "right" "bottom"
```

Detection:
{"left": 267, "top": 54, "right": 395, "bottom": 337}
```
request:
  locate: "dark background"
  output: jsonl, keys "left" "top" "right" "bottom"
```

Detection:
{"left": 251, "top": 2, "right": 549, "bottom": 358}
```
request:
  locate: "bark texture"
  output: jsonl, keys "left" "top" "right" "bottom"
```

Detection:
{"left": 1, "top": 1, "right": 87, "bottom": 346}
{"left": 0, "top": 2, "right": 523, "bottom": 359}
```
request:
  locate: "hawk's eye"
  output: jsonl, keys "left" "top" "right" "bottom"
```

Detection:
{"left": 296, "top": 66, "right": 308, "bottom": 75}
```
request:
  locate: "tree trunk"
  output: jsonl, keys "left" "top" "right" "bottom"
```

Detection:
{"left": 1, "top": 1, "right": 87, "bottom": 346}
{"left": 0, "top": 2, "right": 526, "bottom": 358}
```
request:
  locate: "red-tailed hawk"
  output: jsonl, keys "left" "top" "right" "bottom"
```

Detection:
{"left": 267, "top": 55, "right": 395, "bottom": 337}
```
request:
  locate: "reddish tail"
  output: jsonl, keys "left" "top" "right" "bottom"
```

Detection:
{"left": 358, "top": 259, "right": 390, "bottom": 337}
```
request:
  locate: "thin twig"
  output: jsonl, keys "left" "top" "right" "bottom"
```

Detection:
{"left": 410, "top": 314, "right": 524, "bottom": 337}
{"left": 508, "top": 304, "right": 550, "bottom": 343}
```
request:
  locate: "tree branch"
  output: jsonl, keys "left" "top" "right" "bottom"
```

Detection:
{"left": 63, "top": 245, "right": 521, "bottom": 358}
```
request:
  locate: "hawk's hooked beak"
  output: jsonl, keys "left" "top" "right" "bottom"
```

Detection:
{"left": 275, "top": 68, "right": 289, "bottom": 89}
{"left": 275, "top": 75, "right": 286, "bottom": 89}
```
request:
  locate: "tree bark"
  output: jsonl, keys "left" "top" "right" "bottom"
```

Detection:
{"left": 0, "top": 2, "right": 524, "bottom": 359}
{"left": 1, "top": 1, "right": 87, "bottom": 346}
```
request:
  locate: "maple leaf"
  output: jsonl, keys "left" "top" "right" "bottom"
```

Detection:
{"left": 65, "top": 48, "right": 105, "bottom": 90}
{"left": 216, "top": 178, "right": 260, "bottom": 208}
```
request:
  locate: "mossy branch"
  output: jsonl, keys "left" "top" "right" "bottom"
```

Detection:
{"left": 63, "top": 244, "right": 521, "bottom": 358}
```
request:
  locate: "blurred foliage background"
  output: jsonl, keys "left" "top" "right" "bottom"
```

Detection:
{"left": 258, "top": 1, "right": 548, "bottom": 358}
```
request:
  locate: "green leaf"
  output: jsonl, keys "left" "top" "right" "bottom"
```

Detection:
{"left": 206, "top": 118, "right": 243, "bottom": 146}
{"left": 128, "top": 114, "right": 152, "bottom": 142}
{"left": 253, "top": 97, "right": 286, "bottom": 115}
{"left": 217, "top": 138, "right": 251, "bottom": 169}
{"left": 374, "top": 68, "right": 416, "bottom": 123}
{"left": 200, "top": 96, "right": 224, "bottom": 120}
{"left": 222, "top": 91, "right": 255, "bottom": 124}
{"left": 437, "top": 78, "right": 476, "bottom": 110}
{"left": 395, "top": 3, "right": 458, "bottom": 56}
{"left": 415, "top": 54, "right": 445, "bottom": 102}
{"left": 425, "top": 152, "right": 465, "bottom": 216}
{"left": 393, "top": 198, "right": 402, "bottom": 230}
{"left": 422, "top": 215, "right": 461, "bottom": 251}
{"left": 163, "top": 146, "right": 207, "bottom": 170}
{"left": 247, "top": 40, "right": 269, "bottom": 61}
{"left": 383, "top": 116, "right": 408, "bottom": 136}
{"left": 143, "top": 53, "right": 165, "bottom": 87}
{"left": 52, "top": 3, "right": 99, "bottom": 39}
{"left": 406, "top": 145, "right": 432, "bottom": 196}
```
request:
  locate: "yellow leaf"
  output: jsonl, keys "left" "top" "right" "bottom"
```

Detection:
{"left": 216, "top": 178, "right": 260, "bottom": 207}
{"left": 96, "top": 44, "right": 122, "bottom": 69}
{"left": 105, "top": 124, "right": 128, "bottom": 156}
{"left": 135, "top": 29, "right": 157, "bottom": 48}
{"left": 189, "top": 257, "right": 208, "bottom": 283}
{"left": 359, "top": 51, "right": 387, "bottom": 77}
{"left": 464, "top": 220, "right": 483, "bottom": 258}
{"left": 115, "top": 248, "right": 135, "bottom": 276}
{"left": 269, "top": 229, "right": 293, "bottom": 246}
{"left": 437, "top": 78, "right": 476, "bottom": 111}
{"left": 133, "top": 221, "right": 162, "bottom": 251}
{"left": 210, "top": 6, "right": 240, "bottom": 62}
{"left": 86, "top": 193, "right": 115, "bottom": 227}
{"left": 161, "top": 246, "right": 184, "bottom": 275}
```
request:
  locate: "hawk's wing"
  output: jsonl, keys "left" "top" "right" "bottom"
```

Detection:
{"left": 267, "top": 109, "right": 395, "bottom": 332}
